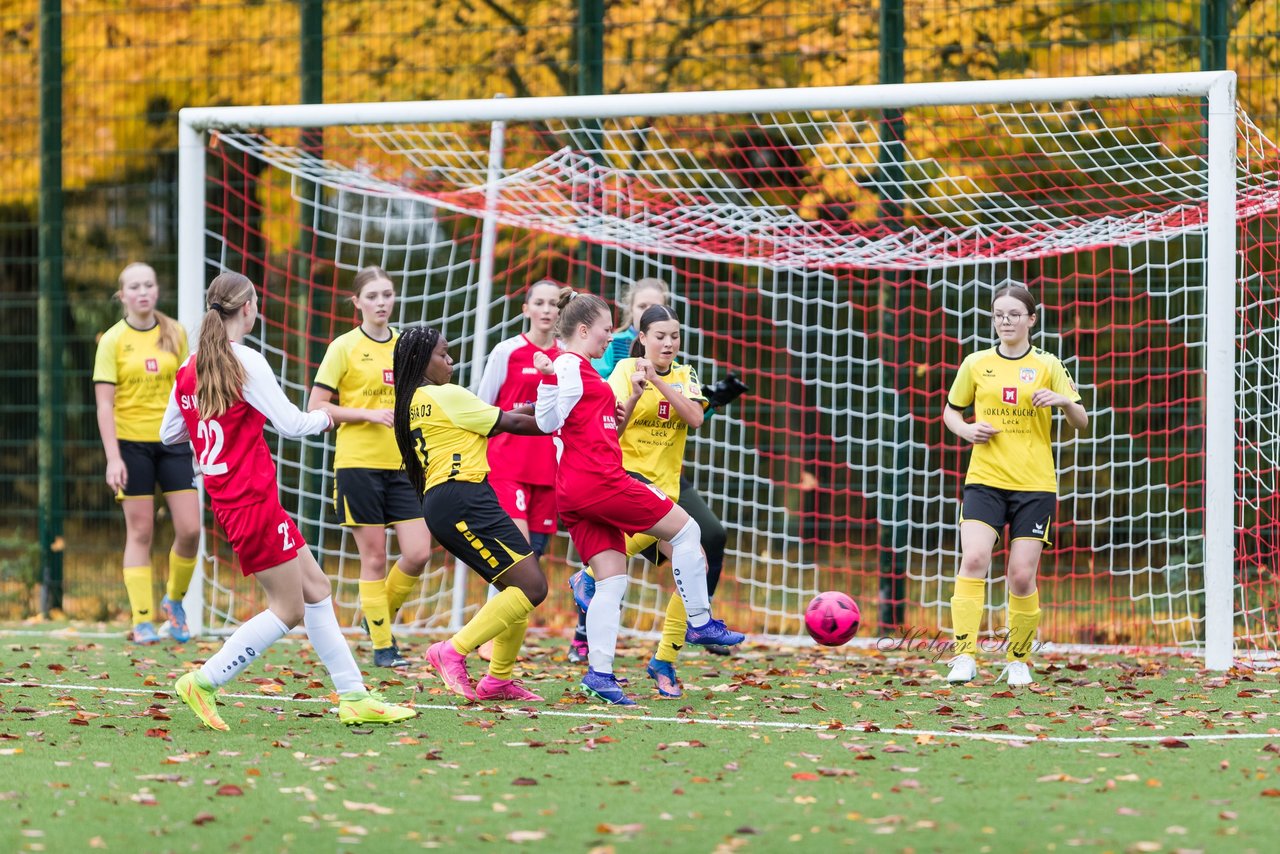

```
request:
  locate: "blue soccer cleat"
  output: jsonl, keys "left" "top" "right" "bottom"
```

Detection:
{"left": 645, "top": 657, "right": 682, "bottom": 699}
{"left": 581, "top": 668, "right": 635, "bottom": 706}
{"left": 568, "top": 568, "right": 595, "bottom": 613}
{"left": 131, "top": 622, "right": 161, "bottom": 645}
{"left": 685, "top": 617, "right": 745, "bottom": 648}
{"left": 160, "top": 595, "right": 190, "bottom": 643}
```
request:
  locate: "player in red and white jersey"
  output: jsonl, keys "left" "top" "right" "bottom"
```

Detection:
{"left": 532, "top": 287, "right": 745, "bottom": 705}
{"left": 159, "top": 272, "right": 416, "bottom": 732}
{"left": 476, "top": 279, "right": 561, "bottom": 561}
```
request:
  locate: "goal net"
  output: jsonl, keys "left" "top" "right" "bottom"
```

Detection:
{"left": 178, "top": 73, "right": 1280, "bottom": 665}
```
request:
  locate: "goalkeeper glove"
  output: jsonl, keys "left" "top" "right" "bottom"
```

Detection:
{"left": 704, "top": 371, "right": 748, "bottom": 409}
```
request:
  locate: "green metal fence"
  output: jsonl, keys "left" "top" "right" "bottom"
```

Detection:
{"left": 1, "top": 0, "right": 1276, "bottom": 618}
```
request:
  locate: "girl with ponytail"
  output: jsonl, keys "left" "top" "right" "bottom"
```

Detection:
{"left": 159, "top": 273, "right": 417, "bottom": 731}
{"left": 93, "top": 262, "right": 200, "bottom": 645}
{"left": 535, "top": 287, "right": 745, "bottom": 706}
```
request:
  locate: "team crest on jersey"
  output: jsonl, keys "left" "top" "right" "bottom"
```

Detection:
{"left": 657, "top": 401, "right": 671, "bottom": 419}
{"left": 1002, "top": 387, "right": 1018, "bottom": 405}
{"left": 145, "top": 358, "right": 159, "bottom": 373}
{"left": 383, "top": 369, "right": 394, "bottom": 385}
{"left": 1019, "top": 368, "right": 1036, "bottom": 383}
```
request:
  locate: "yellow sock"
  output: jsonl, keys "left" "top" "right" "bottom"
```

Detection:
{"left": 359, "top": 580, "right": 394, "bottom": 649}
{"left": 123, "top": 565, "right": 154, "bottom": 625}
{"left": 384, "top": 562, "right": 418, "bottom": 615}
{"left": 165, "top": 550, "right": 197, "bottom": 601}
{"left": 1006, "top": 591, "right": 1041, "bottom": 662}
{"left": 656, "top": 592, "right": 687, "bottom": 664}
{"left": 487, "top": 616, "right": 528, "bottom": 681}
{"left": 949, "top": 576, "right": 986, "bottom": 657}
{"left": 451, "top": 586, "right": 534, "bottom": 655}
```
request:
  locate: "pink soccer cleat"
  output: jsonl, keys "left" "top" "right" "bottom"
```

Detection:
{"left": 426, "top": 640, "right": 477, "bottom": 700}
{"left": 475, "top": 675, "right": 544, "bottom": 702}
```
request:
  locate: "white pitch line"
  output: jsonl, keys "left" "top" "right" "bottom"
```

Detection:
{"left": 9, "top": 680, "right": 1278, "bottom": 745}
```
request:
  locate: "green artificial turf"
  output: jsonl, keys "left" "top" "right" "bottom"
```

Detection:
{"left": 0, "top": 628, "right": 1277, "bottom": 852}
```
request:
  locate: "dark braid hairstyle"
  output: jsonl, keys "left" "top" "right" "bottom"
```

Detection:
{"left": 629, "top": 304, "right": 681, "bottom": 358}
{"left": 392, "top": 325, "right": 442, "bottom": 495}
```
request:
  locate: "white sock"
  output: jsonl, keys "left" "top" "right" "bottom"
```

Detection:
{"left": 669, "top": 519, "right": 711, "bottom": 627}
{"left": 304, "top": 597, "right": 365, "bottom": 695}
{"left": 200, "top": 609, "right": 288, "bottom": 688}
{"left": 586, "top": 574, "right": 629, "bottom": 674}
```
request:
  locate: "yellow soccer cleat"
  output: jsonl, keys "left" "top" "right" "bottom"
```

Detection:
{"left": 338, "top": 689, "right": 419, "bottom": 726}
{"left": 175, "top": 671, "right": 229, "bottom": 732}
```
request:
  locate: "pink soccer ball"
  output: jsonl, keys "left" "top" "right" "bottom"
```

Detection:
{"left": 804, "top": 591, "right": 861, "bottom": 646}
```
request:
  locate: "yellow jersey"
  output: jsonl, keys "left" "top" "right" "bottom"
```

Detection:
{"left": 93, "top": 319, "right": 188, "bottom": 441}
{"left": 608, "top": 358, "right": 706, "bottom": 500}
{"left": 947, "top": 345, "right": 1082, "bottom": 494}
{"left": 314, "top": 327, "right": 400, "bottom": 470}
{"left": 407, "top": 384, "right": 501, "bottom": 492}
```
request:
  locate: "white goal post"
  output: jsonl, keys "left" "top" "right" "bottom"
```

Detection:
{"left": 176, "top": 71, "right": 1245, "bottom": 669}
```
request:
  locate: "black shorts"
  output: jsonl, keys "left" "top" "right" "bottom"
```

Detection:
{"left": 334, "top": 468, "right": 424, "bottom": 527}
{"left": 423, "top": 479, "right": 532, "bottom": 583}
{"left": 960, "top": 484, "right": 1056, "bottom": 546}
{"left": 119, "top": 440, "right": 195, "bottom": 499}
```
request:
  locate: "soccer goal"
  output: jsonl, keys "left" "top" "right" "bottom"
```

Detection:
{"left": 177, "top": 71, "right": 1279, "bottom": 669}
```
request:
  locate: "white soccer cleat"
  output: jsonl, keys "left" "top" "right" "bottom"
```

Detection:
{"left": 945, "top": 653, "right": 977, "bottom": 684}
{"left": 998, "top": 660, "right": 1034, "bottom": 687}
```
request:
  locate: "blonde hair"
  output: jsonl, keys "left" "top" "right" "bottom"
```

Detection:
{"left": 554, "top": 287, "right": 610, "bottom": 341}
{"left": 619, "top": 277, "right": 671, "bottom": 329}
{"left": 118, "top": 262, "right": 182, "bottom": 357}
{"left": 195, "top": 273, "right": 256, "bottom": 419}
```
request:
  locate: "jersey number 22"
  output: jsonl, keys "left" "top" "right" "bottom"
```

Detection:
{"left": 196, "top": 419, "right": 228, "bottom": 476}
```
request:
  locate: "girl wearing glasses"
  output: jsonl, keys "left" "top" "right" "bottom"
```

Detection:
{"left": 941, "top": 284, "right": 1086, "bottom": 687}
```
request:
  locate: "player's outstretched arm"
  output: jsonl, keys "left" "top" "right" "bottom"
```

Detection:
{"left": 493, "top": 409, "right": 545, "bottom": 436}
{"left": 307, "top": 385, "right": 393, "bottom": 428}
{"left": 704, "top": 371, "right": 748, "bottom": 410}
{"left": 239, "top": 348, "right": 335, "bottom": 437}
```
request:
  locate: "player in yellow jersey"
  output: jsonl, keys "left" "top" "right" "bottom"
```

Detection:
{"left": 391, "top": 326, "right": 552, "bottom": 702}
{"left": 943, "top": 284, "right": 1087, "bottom": 687}
{"left": 609, "top": 304, "right": 714, "bottom": 699}
{"left": 93, "top": 262, "right": 200, "bottom": 645}
{"left": 308, "top": 266, "right": 433, "bottom": 669}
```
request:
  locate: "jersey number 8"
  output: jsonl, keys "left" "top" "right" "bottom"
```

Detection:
{"left": 196, "top": 418, "right": 228, "bottom": 476}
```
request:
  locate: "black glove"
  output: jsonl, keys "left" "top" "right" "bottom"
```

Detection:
{"left": 704, "top": 371, "right": 748, "bottom": 409}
